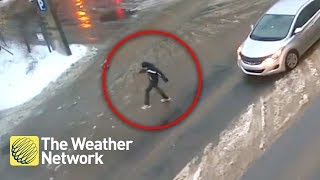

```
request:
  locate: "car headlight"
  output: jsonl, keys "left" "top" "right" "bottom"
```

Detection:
{"left": 271, "top": 48, "right": 283, "bottom": 59}
{"left": 237, "top": 44, "right": 243, "bottom": 60}
{"left": 264, "top": 57, "right": 276, "bottom": 66}
{"left": 237, "top": 44, "right": 243, "bottom": 54}
{"left": 264, "top": 48, "right": 283, "bottom": 66}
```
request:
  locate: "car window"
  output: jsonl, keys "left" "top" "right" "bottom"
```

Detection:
{"left": 295, "top": 1, "right": 320, "bottom": 28}
{"left": 313, "top": 0, "right": 320, "bottom": 10}
{"left": 250, "top": 14, "right": 295, "bottom": 41}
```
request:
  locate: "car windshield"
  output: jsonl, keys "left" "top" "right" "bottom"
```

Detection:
{"left": 250, "top": 14, "right": 295, "bottom": 41}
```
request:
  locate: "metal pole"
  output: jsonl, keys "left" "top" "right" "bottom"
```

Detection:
{"left": 47, "top": 0, "right": 71, "bottom": 55}
{"left": 0, "top": 30, "right": 8, "bottom": 47}
{"left": 35, "top": 0, "right": 72, "bottom": 56}
{"left": 38, "top": 12, "right": 52, "bottom": 53}
{"left": 22, "top": 31, "right": 32, "bottom": 53}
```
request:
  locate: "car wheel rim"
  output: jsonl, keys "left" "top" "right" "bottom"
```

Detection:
{"left": 287, "top": 53, "right": 298, "bottom": 69}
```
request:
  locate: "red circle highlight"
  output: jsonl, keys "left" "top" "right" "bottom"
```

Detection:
{"left": 102, "top": 30, "right": 203, "bottom": 131}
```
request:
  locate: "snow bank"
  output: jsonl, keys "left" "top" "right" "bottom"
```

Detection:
{"left": 0, "top": 42, "right": 88, "bottom": 111}
{"left": 0, "top": 0, "right": 14, "bottom": 7}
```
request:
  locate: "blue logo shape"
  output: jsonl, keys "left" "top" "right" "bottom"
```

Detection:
{"left": 37, "top": 0, "right": 47, "bottom": 11}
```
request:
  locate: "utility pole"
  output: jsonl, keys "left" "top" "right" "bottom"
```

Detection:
{"left": 34, "top": 0, "right": 72, "bottom": 56}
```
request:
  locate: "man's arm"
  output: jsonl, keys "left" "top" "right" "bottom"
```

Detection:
{"left": 139, "top": 69, "right": 147, "bottom": 74}
{"left": 156, "top": 69, "right": 168, "bottom": 82}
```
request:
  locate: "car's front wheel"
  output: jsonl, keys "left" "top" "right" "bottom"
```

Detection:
{"left": 285, "top": 51, "right": 299, "bottom": 70}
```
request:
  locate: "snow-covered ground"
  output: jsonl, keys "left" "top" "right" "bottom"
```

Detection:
{"left": 0, "top": 0, "right": 14, "bottom": 7}
{"left": 0, "top": 42, "right": 89, "bottom": 111}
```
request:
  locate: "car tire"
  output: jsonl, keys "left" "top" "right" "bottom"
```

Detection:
{"left": 285, "top": 50, "right": 299, "bottom": 70}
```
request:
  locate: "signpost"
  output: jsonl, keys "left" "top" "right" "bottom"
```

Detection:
{"left": 36, "top": 0, "right": 47, "bottom": 11}
{"left": 34, "top": 0, "right": 72, "bottom": 55}
{"left": 36, "top": 33, "right": 45, "bottom": 41}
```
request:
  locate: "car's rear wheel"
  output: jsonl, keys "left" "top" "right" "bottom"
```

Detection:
{"left": 285, "top": 51, "right": 299, "bottom": 70}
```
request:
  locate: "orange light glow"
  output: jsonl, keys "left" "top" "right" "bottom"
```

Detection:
{"left": 73, "top": 0, "right": 93, "bottom": 29}
{"left": 79, "top": 16, "right": 89, "bottom": 21}
{"left": 77, "top": 11, "right": 86, "bottom": 16}
{"left": 80, "top": 23, "right": 92, "bottom": 28}
{"left": 76, "top": 1, "right": 82, "bottom": 6}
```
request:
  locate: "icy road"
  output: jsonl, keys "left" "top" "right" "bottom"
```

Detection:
{"left": 1, "top": 0, "right": 320, "bottom": 179}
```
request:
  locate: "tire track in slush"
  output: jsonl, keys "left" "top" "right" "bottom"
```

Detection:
{"left": 174, "top": 44, "right": 320, "bottom": 180}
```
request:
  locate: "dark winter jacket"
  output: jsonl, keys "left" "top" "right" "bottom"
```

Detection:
{"left": 139, "top": 62, "right": 168, "bottom": 83}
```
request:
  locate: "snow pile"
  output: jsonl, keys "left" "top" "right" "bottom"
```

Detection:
{"left": 0, "top": 0, "right": 14, "bottom": 7}
{"left": 0, "top": 42, "right": 89, "bottom": 111}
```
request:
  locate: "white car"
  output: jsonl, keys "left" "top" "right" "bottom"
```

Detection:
{"left": 237, "top": 0, "right": 320, "bottom": 75}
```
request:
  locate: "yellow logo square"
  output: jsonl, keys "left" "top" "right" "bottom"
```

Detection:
{"left": 10, "top": 136, "right": 39, "bottom": 166}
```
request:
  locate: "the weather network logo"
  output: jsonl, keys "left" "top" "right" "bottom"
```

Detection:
{"left": 10, "top": 136, "right": 39, "bottom": 166}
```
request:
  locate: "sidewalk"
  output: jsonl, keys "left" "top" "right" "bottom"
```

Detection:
{"left": 0, "top": 41, "right": 95, "bottom": 111}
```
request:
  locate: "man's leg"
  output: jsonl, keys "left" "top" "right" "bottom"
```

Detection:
{"left": 155, "top": 86, "right": 170, "bottom": 102}
{"left": 144, "top": 83, "right": 153, "bottom": 106}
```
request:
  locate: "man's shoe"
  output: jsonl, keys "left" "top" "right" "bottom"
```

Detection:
{"left": 161, "top": 97, "right": 171, "bottom": 103}
{"left": 141, "top": 105, "right": 151, "bottom": 110}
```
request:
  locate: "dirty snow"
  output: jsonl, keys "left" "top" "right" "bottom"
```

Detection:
{"left": 0, "top": 42, "right": 88, "bottom": 111}
{"left": 128, "top": 0, "right": 177, "bottom": 11}
{"left": 0, "top": 0, "right": 14, "bottom": 7}
{"left": 175, "top": 46, "right": 320, "bottom": 180}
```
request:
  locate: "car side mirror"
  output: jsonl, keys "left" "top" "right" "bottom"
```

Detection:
{"left": 250, "top": 24, "right": 254, "bottom": 30}
{"left": 294, "top": 27, "right": 303, "bottom": 35}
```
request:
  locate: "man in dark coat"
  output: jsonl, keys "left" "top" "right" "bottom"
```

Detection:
{"left": 139, "top": 62, "right": 171, "bottom": 110}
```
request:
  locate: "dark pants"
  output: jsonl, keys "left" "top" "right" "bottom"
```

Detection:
{"left": 144, "top": 81, "right": 168, "bottom": 105}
